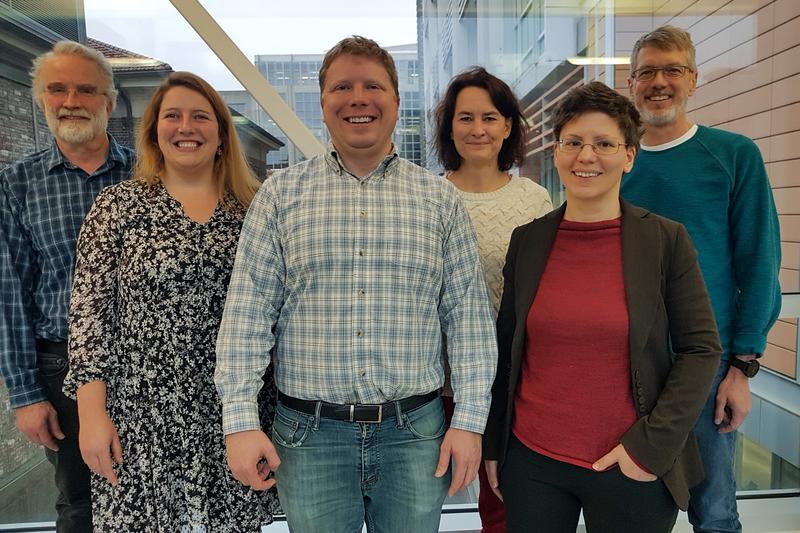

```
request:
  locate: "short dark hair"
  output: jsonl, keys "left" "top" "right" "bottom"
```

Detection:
{"left": 552, "top": 81, "right": 641, "bottom": 148}
{"left": 319, "top": 35, "right": 398, "bottom": 96}
{"left": 433, "top": 67, "right": 526, "bottom": 172}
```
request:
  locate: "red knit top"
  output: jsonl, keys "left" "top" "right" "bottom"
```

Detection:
{"left": 512, "top": 217, "right": 637, "bottom": 469}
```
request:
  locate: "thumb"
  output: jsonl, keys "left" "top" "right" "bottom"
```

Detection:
{"left": 592, "top": 449, "right": 617, "bottom": 472}
{"left": 434, "top": 441, "right": 451, "bottom": 478}
{"left": 48, "top": 408, "right": 65, "bottom": 440}
{"left": 713, "top": 395, "right": 726, "bottom": 425}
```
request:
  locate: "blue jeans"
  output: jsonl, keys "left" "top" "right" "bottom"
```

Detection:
{"left": 273, "top": 395, "right": 450, "bottom": 533}
{"left": 688, "top": 361, "right": 741, "bottom": 533}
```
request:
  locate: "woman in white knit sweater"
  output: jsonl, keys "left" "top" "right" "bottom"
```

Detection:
{"left": 433, "top": 67, "right": 552, "bottom": 533}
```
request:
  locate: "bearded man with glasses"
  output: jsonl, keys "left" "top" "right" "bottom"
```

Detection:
{"left": 621, "top": 25, "right": 781, "bottom": 533}
{"left": 0, "top": 41, "right": 133, "bottom": 532}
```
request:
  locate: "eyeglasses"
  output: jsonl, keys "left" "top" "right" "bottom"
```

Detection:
{"left": 557, "top": 139, "right": 627, "bottom": 155}
{"left": 630, "top": 65, "right": 693, "bottom": 81}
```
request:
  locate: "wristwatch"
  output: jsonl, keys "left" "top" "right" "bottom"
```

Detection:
{"left": 729, "top": 357, "right": 760, "bottom": 378}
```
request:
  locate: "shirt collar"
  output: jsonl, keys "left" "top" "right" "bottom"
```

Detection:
{"left": 45, "top": 134, "right": 132, "bottom": 176}
{"left": 325, "top": 143, "right": 399, "bottom": 182}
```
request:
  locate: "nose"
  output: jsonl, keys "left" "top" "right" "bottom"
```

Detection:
{"left": 577, "top": 143, "right": 598, "bottom": 161}
{"left": 350, "top": 84, "right": 368, "bottom": 106}
{"left": 179, "top": 115, "right": 195, "bottom": 132}
{"left": 62, "top": 89, "right": 81, "bottom": 109}
{"left": 470, "top": 119, "right": 486, "bottom": 137}
{"left": 650, "top": 69, "right": 669, "bottom": 86}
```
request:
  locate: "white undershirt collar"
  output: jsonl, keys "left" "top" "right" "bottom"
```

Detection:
{"left": 640, "top": 124, "right": 698, "bottom": 152}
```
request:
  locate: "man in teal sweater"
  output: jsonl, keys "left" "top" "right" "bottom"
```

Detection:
{"left": 621, "top": 26, "right": 781, "bottom": 533}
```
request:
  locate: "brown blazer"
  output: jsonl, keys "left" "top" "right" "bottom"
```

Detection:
{"left": 483, "top": 201, "right": 722, "bottom": 510}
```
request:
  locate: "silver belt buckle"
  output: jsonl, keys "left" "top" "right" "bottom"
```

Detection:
{"left": 349, "top": 404, "right": 383, "bottom": 423}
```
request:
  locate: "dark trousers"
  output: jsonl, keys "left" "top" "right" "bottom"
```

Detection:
{"left": 500, "top": 436, "right": 678, "bottom": 533}
{"left": 37, "top": 341, "right": 92, "bottom": 533}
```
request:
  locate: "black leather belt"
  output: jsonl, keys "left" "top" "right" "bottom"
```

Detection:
{"left": 35, "top": 339, "right": 68, "bottom": 357}
{"left": 278, "top": 390, "right": 439, "bottom": 424}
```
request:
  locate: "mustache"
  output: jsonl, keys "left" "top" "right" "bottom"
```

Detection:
{"left": 57, "top": 109, "right": 92, "bottom": 119}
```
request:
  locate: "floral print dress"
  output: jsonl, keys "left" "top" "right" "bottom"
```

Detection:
{"left": 64, "top": 180, "right": 279, "bottom": 532}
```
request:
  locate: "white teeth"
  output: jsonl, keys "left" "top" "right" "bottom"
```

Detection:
{"left": 347, "top": 116, "right": 373, "bottom": 123}
{"left": 177, "top": 141, "right": 199, "bottom": 148}
{"left": 649, "top": 95, "right": 670, "bottom": 101}
{"left": 574, "top": 171, "right": 600, "bottom": 178}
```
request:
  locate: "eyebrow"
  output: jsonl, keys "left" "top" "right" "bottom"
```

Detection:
{"left": 161, "top": 107, "right": 212, "bottom": 113}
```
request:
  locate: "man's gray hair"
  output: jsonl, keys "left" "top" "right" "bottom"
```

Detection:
{"left": 629, "top": 25, "right": 697, "bottom": 73}
{"left": 30, "top": 40, "right": 119, "bottom": 111}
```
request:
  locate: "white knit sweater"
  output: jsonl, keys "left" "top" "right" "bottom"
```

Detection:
{"left": 456, "top": 176, "right": 553, "bottom": 315}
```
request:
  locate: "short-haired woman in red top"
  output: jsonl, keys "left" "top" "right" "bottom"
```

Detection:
{"left": 482, "top": 81, "right": 722, "bottom": 533}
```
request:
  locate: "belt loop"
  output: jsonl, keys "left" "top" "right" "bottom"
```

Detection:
{"left": 393, "top": 401, "right": 404, "bottom": 429}
{"left": 312, "top": 401, "right": 322, "bottom": 430}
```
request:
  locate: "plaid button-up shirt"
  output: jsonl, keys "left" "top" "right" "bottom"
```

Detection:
{"left": 0, "top": 136, "right": 134, "bottom": 408}
{"left": 215, "top": 149, "right": 497, "bottom": 435}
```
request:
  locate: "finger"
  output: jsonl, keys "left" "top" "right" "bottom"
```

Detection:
{"left": 713, "top": 395, "right": 726, "bottom": 425}
{"left": 464, "top": 457, "right": 480, "bottom": 488}
{"left": 38, "top": 428, "right": 60, "bottom": 452}
{"left": 111, "top": 433, "right": 123, "bottom": 464}
{"left": 263, "top": 439, "right": 281, "bottom": 472}
{"left": 448, "top": 454, "right": 468, "bottom": 496}
{"left": 592, "top": 451, "right": 616, "bottom": 472}
{"left": 47, "top": 408, "right": 65, "bottom": 440}
{"left": 98, "top": 451, "right": 118, "bottom": 486}
{"left": 434, "top": 443, "right": 451, "bottom": 478}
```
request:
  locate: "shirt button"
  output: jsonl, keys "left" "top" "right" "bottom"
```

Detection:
{"left": 358, "top": 289, "right": 365, "bottom": 295}
{"left": 360, "top": 210, "right": 367, "bottom": 217}
{"left": 356, "top": 330, "right": 364, "bottom": 337}
{"left": 359, "top": 369, "right": 366, "bottom": 377}
{"left": 358, "top": 250, "right": 364, "bottom": 257}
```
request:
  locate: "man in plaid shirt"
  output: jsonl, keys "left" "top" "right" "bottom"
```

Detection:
{"left": 0, "top": 41, "right": 133, "bottom": 531}
{"left": 216, "top": 36, "right": 497, "bottom": 532}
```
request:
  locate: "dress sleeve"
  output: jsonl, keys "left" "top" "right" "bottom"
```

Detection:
{"left": 63, "top": 186, "right": 123, "bottom": 399}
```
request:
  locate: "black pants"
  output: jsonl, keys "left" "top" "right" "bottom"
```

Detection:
{"left": 500, "top": 436, "right": 678, "bottom": 533}
{"left": 37, "top": 340, "right": 92, "bottom": 533}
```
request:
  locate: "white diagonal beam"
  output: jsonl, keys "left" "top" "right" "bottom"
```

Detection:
{"left": 168, "top": 0, "right": 324, "bottom": 158}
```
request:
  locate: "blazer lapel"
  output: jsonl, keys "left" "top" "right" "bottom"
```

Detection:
{"left": 621, "top": 201, "right": 661, "bottom": 358}
{"left": 514, "top": 205, "right": 563, "bottom": 325}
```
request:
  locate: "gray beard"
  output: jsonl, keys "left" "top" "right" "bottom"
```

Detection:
{"left": 45, "top": 108, "right": 108, "bottom": 145}
{"left": 639, "top": 105, "right": 678, "bottom": 126}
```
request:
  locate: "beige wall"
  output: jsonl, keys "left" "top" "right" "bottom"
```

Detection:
{"left": 609, "top": 0, "right": 799, "bottom": 378}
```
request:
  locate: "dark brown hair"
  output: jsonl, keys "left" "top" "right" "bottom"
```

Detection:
{"left": 433, "top": 67, "right": 526, "bottom": 172}
{"left": 552, "top": 81, "right": 641, "bottom": 148}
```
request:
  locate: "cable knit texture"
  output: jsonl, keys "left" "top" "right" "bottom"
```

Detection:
{"left": 456, "top": 176, "right": 553, "bottom": 315}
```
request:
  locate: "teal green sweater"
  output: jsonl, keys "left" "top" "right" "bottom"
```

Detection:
{"left": 621, "top": 125, "right": 781, "bottom": 360}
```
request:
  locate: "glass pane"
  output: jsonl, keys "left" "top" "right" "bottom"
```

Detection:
{"left": 1, "top": 0, "right": 798, "bottom": 529}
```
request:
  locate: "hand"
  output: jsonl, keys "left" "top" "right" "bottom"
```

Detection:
{"left": 15, "top": 401, "right": 64, "bottom": 451}
{"left": 592, "top": 443, "right": 657, "bottom": 482}
{"left": 79, "top": 409, "right": 123, "bottom": 486}
{"left": 225, "top": 430, "right": 280, "bottom": 491}
{"left": 434, "top": 427, "right": 481, "bottom": 496}
{"left": 484, "top": 460, "right": 503, "bottom": 501}
{"left": 714, "top": 357, "right": 753, "bottom": 433}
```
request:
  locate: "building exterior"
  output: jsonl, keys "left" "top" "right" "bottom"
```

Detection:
{"left": 419, "top": 0, "right": 800, "bottom": 482}
{"left": 222, "top": 43, "right": 424, "bottom": 168}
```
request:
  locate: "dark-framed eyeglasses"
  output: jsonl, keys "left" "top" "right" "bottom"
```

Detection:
{"left": 630, "top": 65, "right": 693, "bottom": 81}
{"left": 557, "top": 139, "right": 627, "bottom": 156}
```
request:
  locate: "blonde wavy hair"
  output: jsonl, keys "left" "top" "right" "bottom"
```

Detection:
{"left": 134, "top": 71, "right": 260, "bottom": 208}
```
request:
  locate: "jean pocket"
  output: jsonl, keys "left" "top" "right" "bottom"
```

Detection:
{"left": 271, "top": 404, "right": 314, "bottom": 448}
{"left": 402, "top": 398, "right": 446, "bottom": 440}
{"left": 37, "top": 352, "right": 68, "bottom": 379}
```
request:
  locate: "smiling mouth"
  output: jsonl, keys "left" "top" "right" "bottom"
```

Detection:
{"left": 647, "top": 94, "right": 671, "bottom": 102}
{"left": 175, "top": 141, "right": 201, "bottom": 149}
{"left": 573, "top": 171, "right": 601, "bottom": 178}
{"left": 346, "top": 116, "right": 375, "bottom": 124}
